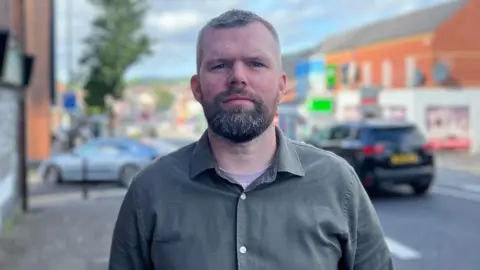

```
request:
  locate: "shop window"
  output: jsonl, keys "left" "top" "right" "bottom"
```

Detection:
{"left": 382, "top": 60, "right": 392, "bottom": 88}
{"left": 362, "top": 62, "right": 372, "bottom": 86}
{"left": 405, "top": 56, "right": 416, "bottom": 87}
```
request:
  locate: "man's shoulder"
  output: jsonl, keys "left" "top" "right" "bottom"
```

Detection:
{"left": 289, "top": 139, "right": 352, "bottom": 168}
{"left": 288, "top": 139, "right": 356, "bottom": 188}
{"left": 130, "top": 140, "right": 197, "bottom": 188}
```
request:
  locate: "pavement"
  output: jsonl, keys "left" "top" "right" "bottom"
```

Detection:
{"left": 436, "top": 151, "right": 480, "bottom": 175}
{"left": 0, "top": 197, "right": 121, "bottom": 270}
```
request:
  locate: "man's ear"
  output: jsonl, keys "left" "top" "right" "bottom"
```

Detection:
{"left": 278, "top": 72, "right": 287, "bottom": 103}
{"left": 190, "top": 75, "right": 202, "bottom": 103}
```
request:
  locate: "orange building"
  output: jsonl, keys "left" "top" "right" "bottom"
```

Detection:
{"left": 318, "top": 0, "right": 480, "bottom": 91}
{"left": 23, "top": 0, "right": 53, "bottom": 163}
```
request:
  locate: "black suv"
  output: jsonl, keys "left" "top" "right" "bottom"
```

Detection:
{"left": 305, "top": 119, "right": 435, "bottom": 195}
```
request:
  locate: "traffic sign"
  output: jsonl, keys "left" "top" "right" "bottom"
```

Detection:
{"left": 63, "top": 92, "right": 77, "bottom": 111}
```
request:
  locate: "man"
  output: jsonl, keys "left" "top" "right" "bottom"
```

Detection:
{"left": 109, "top": 9, "right": 394, "bottom": 270}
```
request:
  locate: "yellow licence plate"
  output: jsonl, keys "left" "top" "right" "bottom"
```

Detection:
{"left": 390, "top": 154, "right": 418, "bottom": 165}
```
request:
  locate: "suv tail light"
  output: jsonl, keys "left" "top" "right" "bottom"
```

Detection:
{"left": 422, "top": 143, "right": 434, "bottom": 152}
{"left": 362, "top": 144, "right": 385, "bottom": 156}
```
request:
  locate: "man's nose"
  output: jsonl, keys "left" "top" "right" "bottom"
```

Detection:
{"left": 229, "top": 62, "right": 247, "bottom": 86}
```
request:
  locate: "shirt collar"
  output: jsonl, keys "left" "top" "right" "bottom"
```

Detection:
{"left": 189, "top": 126, "right": 305, "bottom": 179}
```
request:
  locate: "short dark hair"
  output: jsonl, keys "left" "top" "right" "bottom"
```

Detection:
{"left": 196, "top": 9, "right": 281, "bottom": 73}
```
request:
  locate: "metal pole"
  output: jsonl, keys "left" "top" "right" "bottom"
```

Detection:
{"left": 82, "top": 157, "right": 88, "bottom": 200}
{"left": 65, "top": 0, "right": 73, "bottom": 137}
{"left": 18, "top": 0, "right": 28, "bottom": 212}
{"left": 66, "top": 0, "right": 73, "bottom": 87}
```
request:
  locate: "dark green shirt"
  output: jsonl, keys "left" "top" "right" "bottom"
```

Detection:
{"left": 109, "top": 127, "right": 394, "bottom": 270}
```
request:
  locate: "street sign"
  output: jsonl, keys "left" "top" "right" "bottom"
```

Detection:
{"left": 295, "top": 61, "right": 310, "bottom": 99}
{"left": 63, "top": 92, "right": 77, "bottom": 111}
{"left": 305, "top": 97, "right": 333, "bottom": 113}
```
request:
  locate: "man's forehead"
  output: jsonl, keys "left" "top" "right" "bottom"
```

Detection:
{"left": 200, "top": 23, "right": 278, "bottom": 58}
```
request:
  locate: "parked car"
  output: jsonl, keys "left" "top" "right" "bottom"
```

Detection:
{"left": 305, "top": 119, "right": 435, "bottom": 195}
{"left": 142, "top": 139, "right": 179, "bottom": 154}
{"left": 38, "top": 138, "right": 164, "bottom": 187}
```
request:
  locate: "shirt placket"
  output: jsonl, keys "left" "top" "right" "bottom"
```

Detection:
{"left": 236, "top": 191, "right": 249, "bottom": 270}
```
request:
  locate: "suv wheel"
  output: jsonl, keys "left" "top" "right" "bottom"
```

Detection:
{"left": 411, "top": 180, "right": 432, "bottom": 196}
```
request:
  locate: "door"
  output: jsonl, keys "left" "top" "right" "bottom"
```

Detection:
{"left": 62, "top": 142, "right": 98, "bottom": 181}
{"left": 85, "top": 143, "right": 127, "bottom": 181}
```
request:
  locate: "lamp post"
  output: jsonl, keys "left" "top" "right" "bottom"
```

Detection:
{"left": 18, "top": 0, "right": 28, "bottom": 213}
{"left": 66, "top": 0, "right": 73, "bottom": 88}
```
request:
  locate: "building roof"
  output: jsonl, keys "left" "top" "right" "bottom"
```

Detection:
{"left": 318, "top": 0, "right": 468, "bottom": 53}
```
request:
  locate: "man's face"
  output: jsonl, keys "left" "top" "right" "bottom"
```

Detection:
{"left": 191, "top": 22, "right": 287, "bottom": 143}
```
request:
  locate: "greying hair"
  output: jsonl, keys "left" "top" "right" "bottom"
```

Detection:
{"left": 196, "top": 9, "right": 282, "bottom": 73}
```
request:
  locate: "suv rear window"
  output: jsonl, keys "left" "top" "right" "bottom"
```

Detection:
{"left": 365, "top": 126, "right": 426, "bottom": 144}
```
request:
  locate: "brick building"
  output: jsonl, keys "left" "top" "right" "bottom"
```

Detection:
{"left": 23, "top": 0, "right": 54, "bottom": 163}
{"left": 0, "top": 0, "right": 53, "bottom": 230}
{"left": 317, "top": 0, "right": 480, "bottom": 91}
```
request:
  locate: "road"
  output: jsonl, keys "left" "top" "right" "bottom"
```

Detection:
{"left": 20, "top": 137, "right": 480, "bottom": 270}
{"left": 372, "top": 168, "right": 480, "bottom": 270}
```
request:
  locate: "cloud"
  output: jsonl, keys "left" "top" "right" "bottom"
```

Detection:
{"left": 54, "top": 0, "right": 451, "bottom": 81}
{"left": 54, "top": 0, "right": 98, "bottom": 82}
{"left": 146, "top": 10, "right": 203, "bottom": 34}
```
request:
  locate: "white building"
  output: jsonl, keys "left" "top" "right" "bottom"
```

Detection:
{"left": 335, "top": 88, "right": 480, "bottom": 153}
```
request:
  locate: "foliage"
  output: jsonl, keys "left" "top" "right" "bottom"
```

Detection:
{"left": 81, "top": 0, "right": 152, "bottom": 111}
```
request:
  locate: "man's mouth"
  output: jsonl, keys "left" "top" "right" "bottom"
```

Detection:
{"left": 223, "top": 95, "right": 254, "bottom": 103}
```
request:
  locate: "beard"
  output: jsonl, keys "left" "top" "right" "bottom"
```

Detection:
{"left": 200, "top": 86, "right": 276, "bottom": 143}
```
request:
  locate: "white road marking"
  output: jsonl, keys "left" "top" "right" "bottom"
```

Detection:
{"left": 461, "top": 184, "right": 480, "bottom": 193}
{"left": 432, "top": 186, "right": 480, "bottom": 202}
{"left": 385, "top": 237, "right": 421, "bottom": 260}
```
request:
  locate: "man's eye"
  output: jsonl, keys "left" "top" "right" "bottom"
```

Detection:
{"left": 212, "top": 64, "right": 225, "bottom": 69}
{"left": 250, "top": 62, "right": 264, "bottom": 67}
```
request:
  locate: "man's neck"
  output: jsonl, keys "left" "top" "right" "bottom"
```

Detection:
{"left": 208, "top": 125, "right": 277, "bottom": 175}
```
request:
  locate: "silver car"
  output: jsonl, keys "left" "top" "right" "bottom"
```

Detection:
{"left": 39, "top": 138, "right": 172, "bottom": 187}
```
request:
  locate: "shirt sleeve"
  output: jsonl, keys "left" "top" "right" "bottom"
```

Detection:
{"left": 341, "top": 168, "right": 395, "bottom": 270}
{"left": 108, "top": 181, "right": 153, "bottom": 270}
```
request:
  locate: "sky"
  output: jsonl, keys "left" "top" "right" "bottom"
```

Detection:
{"left": 54, "top": 0, "right": 452, "bottom": 82}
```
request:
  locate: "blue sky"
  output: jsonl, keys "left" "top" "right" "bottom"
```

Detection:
{"left": 54, "top": 0, "right": 451, "bottom": 82}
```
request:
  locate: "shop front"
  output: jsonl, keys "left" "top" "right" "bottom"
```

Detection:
{"left": 334, "top": 88, "right": 480, "bottom": 153}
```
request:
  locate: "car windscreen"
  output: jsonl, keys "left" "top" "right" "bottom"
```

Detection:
{"left": 366, "top": 126, "right": 426, "bottom": 145}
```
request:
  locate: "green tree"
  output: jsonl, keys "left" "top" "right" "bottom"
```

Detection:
{"left": 81, "top": 0, "right": 152, "bottom": 111}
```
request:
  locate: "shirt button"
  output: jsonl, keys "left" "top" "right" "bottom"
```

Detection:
{"left": 239, "top": 246, "right": 247, "bottom": 254}
{"left": 240, "top": 193, "right": 246, "bottom": 200}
